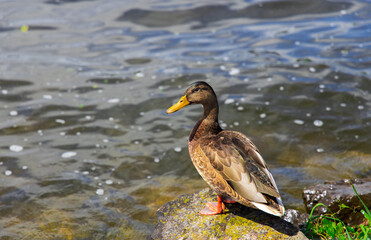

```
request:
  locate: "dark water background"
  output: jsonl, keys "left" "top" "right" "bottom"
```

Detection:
{"left": 0, "top": 0, "right": 370, "bottom": 238}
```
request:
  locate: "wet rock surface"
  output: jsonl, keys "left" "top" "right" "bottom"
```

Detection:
{"left": 303, "top": 178, "right": 371, "bottom": 226}
{"left": 151, "top": 188, "right": 308, "bottom": 240}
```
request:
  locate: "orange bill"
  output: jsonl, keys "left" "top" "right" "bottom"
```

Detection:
{"left": 166, "top": 95, "right": 189, "bottom": 114}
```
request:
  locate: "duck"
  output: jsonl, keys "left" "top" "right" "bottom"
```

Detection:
{"left": 166, "top": 81, "right": 285, "bottom": 217}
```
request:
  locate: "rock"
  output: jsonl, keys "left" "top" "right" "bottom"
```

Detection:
{"left": 151, "top": 188, "right": 308, "bottom": 240}
{"left": 283, "top": 209, "right": 309, "bottom": 228}
{"left": 303, "top": 178, "right": 371, "bottom": 226}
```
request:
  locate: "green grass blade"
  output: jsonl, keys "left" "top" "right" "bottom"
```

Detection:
{"left": 352, "top": 184, "right": 371, "bottom": 217}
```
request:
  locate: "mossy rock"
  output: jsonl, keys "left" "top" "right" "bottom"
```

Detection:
{"left": 151, "top": 188, "right": 308, "bottom": 239}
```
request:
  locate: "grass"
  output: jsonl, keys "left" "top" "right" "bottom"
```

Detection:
{"left": 303, "top": 184, "right": 371, "bottom": 240}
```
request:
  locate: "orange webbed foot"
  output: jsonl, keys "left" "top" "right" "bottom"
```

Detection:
{"left": 199, "top": 195, "right": 225, "bottom": 215}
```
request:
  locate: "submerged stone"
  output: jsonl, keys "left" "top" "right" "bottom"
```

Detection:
{"left": 151, "top": 188, "right": 308, "bottom": 240}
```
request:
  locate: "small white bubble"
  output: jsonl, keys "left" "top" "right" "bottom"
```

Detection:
{"left": 229, "top": 68, "right": 240, "bottom": 76}
{"left": 108, "top": 98, "right": 120, "bottom": 103}
{"left": 340, "top": 103, "right": 347, "bottom": 107}
{"left": 0, "top": 162, "right": 3, "bottom": 165}
{"left": 220, "top": 122, "right": 227, "bottom": 128}
{"left": 340, "top": 10, "right": 347, "bottom": 15}
{"left": 295, "top": 41, "right": 300, "bottom": 45}
{"left": 265, "top": 101, "right": 270, "bottom": 106}
{"left": 309, "top": 67, "right": 316, "bottom": 73}
{"left": 147, "top": 175, "right": 152, "bottom": 179}
{"left": 174, "top": 147, "right": 182, "bottom": 152}
{"left": 96, "top": 189, "right": 104, "bottom": 195}
{"left": 55, "top": 119, "right": 65, "bottom": 124}
{"left": 22, "top": 166, "right": 28, "bottom": 170}
{"left": 259, "top": 113, "right": 266, "bottom": 119}
{"left": 76, "top": 132, "right": 81, "bottom": 136}
{"left": 109, "top": 117, "right": 114, "bottom": 121}
{"left": 82, "top": 171, "right": 89, "bottom": 175}
{"left": 103, "top": 139, "right": 109, "bottom": 143}
{"left": 9, "top": 110, "right": 18, "bottom": 116}
{"left": 61, "top": 151, "right": 77, "bottom": 158}
{"left": 140, "top": 112, "right": 144, "bottom": 116}
{"left": 135, "top": 72, "right": 144, "bottom": 78}
{"left": 233, "top": 122, "right": 239, "bottom": 126}
{"left": 224, "top": 98, "right": 235, "bottom": 105}
{"left": 220, "top": 65, "right": 226, "bottom": 71}
{"left": 354, "top": 135, "right": 359, "bottom": 139}
{"left": 293, "top": 119, "right": 304, "bottom": 125}
{"left": 37, "top": 130, "right": 43, "bottom": 136}
{"left": 237, "top": 106, "right": 244, "bottom": 111}
{"left": 316, "top": 148, "right": 324, "bottom": 153}
{"left": 60, "top": 132, "right": 66, "bottom": 136}
{"left": 313, "top": 120, "right": 324, "bottom": 127}
{"left": 357, "top": 105, "right": 364, "bottom": 110}
{"left": 319, "top": 84, "right": 325, "bottom": 89}
{"left": 2, "top": 89, "right": 8, "bottom": 95}
{"left": 9, "top": 145, "right": 23, "bottom": 152}
{"left": 134, "top": 141, "right": 140, "bottom": 145}
{"left": 85, "top": 115, "right": 92, "bottom": 120}
{"left": 105, "top": 180, "right": 113, "bottom": 185}
{"left": 279, "top": 86, "right": 284, "bottom": 91}
{"left": 154, "top": 157, "right": 160, "bottom": 163}
{"left": 293, "top": 63, "right": 300, "bottom": 68}
{"left": 267, "top": 77, "right": 272, "bottom": 82}
{"left": 43, "top": 95, "right": 52, "bottom": 99}
{"left": 5, "top": 170, "right": 12, "bottom": 176}
{"left": 325, "top": 107, "right": 331, "bottom": 111}
{"left": 334, "top": 75, "right": 339, "bottom": 79}
{"left": 306, "top": 113, "right": 312, "bottom": 117}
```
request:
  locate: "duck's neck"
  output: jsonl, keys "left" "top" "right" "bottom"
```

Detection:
{"left": 189, "top": 101, "right": 222, "bottom": 142}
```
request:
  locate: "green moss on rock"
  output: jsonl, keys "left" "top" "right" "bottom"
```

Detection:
{"left": 151, "top": 188, "right": 308, "bottom": 240}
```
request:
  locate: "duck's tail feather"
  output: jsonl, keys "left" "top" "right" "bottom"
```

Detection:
{"left": 251, "top": 197, "right": 285, "bottom": 217}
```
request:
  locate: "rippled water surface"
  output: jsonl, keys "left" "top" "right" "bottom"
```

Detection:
{"left": 1, "top": 0, "right": 370, "bottom": 238}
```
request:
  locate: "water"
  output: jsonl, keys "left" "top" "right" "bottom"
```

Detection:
{"left": 1, "top": 0, "right": 370, "bottom": 238}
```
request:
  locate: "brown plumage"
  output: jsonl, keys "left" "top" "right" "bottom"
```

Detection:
{"left": 167, "top": 81, "right": 285, "bottom": 217}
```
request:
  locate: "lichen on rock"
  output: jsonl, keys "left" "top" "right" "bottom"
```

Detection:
{"left": 151, "top": 188, "right": 308, "bottom": 240}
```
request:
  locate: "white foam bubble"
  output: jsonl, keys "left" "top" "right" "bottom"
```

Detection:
{"left": 96, "top": 189, "right": 104, "bottom": 195}
{"left": 313, "top": 120, "right": 324, "bottom": 127}
{"left": 108, "top": 98, "right": 120, "bottom": 103}
{"left": 229, "top": 68, "right": 240, "bottom": 76}
{"left": 224, "top": 98, "right": 235, "bottom": 105}
{"left": 293, "top": 119, "right": 304, "bottom": 125}
{"left": 9, "top": 145, "right": 23, "bottom": 152}
{"left": 61, "top": 151, "right": 77, "bottom": 158}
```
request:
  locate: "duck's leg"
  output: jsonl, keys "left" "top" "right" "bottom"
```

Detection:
{"left": 199, "top": 195, "right": 225, "bottom": 215}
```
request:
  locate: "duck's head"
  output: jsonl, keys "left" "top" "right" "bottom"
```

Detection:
{"left": 166, "top": 81, "right": 217, "bottom": 114}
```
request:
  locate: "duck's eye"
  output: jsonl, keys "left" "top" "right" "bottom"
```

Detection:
{"left": 192, "top": 88, "right": 200, "bottom": 93}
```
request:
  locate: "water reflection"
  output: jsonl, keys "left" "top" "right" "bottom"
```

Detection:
{"left": 118, "top": 1, "right": 353, "bottom": 28}
{"left": 0, "top": 0, "right": 370, "bottom": 238}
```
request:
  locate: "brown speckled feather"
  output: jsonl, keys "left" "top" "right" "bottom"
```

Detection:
{"left": 189, "top": 130, "right": 281, "bottom": 206}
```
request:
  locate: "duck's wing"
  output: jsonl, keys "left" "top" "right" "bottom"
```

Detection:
{"left": 199, "top": 131, "right": 280, "bottom": 204}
